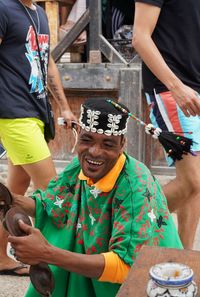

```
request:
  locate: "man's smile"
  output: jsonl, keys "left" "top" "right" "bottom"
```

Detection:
{"left": 85, "top": 157, "right": 104, "bottom": 168}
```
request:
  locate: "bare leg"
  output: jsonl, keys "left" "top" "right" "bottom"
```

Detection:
{"left": 163, "top": 152, "right": 200, "bottom": 249}
{"left": 0, "top": 156, "right": 56, "bottom": 274}
{"left": 59, "top": 0, "right": 86, "bottom": 42}
{"left": 60, "top": 5, "right": 71, "bottom": 26}
{"left": 7, "top": 159, "right": 31, "bottom": 194}
{"left": 176, "top": 198, "right": 200, "bottom": 249}
{"left": 22, "top": 156, "right": 56, "bottom": 191}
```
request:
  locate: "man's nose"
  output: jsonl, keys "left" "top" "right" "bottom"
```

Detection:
{"left": 88, "top": 144, "right": 101, "bottom": 156}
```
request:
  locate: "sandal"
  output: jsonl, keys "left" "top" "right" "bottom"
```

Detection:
{"left": 0, "top": 263, "right": 29, "bottom": 277}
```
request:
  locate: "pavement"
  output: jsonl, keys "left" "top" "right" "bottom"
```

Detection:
{"left": 0, "top": 275, "right": 29, "bottom": 297}
{"left": 0, "top": 162, "right": 200, "bottom": 297}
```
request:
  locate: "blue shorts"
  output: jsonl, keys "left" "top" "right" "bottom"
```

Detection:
{"left": 145, "top": 91, "right": 200, "bottom": 166}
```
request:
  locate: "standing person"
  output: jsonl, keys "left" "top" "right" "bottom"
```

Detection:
{"left": 59, "top": 0, "right": 76, "bottom": 26}
{"left": 1, "top": 98, "right": 182, "bottom": 297}
{"left": 0, "top": 0, "right": 77, "bottom": 275}
{"left": 59, "top": 0, "right": 86, "bottom": 43}
{"left": 132, "top": 0, "right": 200, "bottom": 249}
{"left": 102, "top": 0, "right": 134, "bottom": 39}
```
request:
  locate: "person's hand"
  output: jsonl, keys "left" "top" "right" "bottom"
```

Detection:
{"left": 8, "top": 220, "right": 49, "bottom": 265}
{"left": 170, "top": 82, "right": 200, "bottom": 117}
{"left": 61, "top": 109, "right": 78, "bottom": 129}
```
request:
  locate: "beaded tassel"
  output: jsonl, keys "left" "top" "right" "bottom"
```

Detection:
{"left": 107, "top": 99, "right": 195, "bottom": 162}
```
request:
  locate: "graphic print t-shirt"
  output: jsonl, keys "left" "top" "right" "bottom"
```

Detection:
{"left": 0, "top": 0, "right": 50, "bottom": 122}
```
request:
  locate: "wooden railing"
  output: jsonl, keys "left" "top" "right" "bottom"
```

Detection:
{"left": 35, "top": 0, "right": 75, "bottom": 48}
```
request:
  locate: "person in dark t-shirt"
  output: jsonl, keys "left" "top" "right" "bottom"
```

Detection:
{"left": 0, "top": 0, "right": 77, "bottom": 276}
{"left": 133, "top": 0, "right": 200, "bottom": 249}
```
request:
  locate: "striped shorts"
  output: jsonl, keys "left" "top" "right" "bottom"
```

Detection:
{"left": 145, "top": 91, "right": 200, "bottom": 166}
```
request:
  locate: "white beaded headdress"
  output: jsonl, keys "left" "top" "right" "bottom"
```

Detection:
{"left": 79, "top": 98, "right": 129, "bottom": 136}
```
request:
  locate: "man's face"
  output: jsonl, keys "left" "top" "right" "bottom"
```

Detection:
{"left": 77, "top": 130, "right": 125, "bottom": 183}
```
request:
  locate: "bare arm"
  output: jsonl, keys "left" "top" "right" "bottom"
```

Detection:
{"left": 8, "top": 221, "right": 105, "bottom": 279}
{"left": 132, "top": 3, "right": 200, "bottom": 117}
{"left": 12, "top": 194, "right": 36, "bottom": 218}
{"left": 47, "top": 55, "right": 77, "bottom": 126}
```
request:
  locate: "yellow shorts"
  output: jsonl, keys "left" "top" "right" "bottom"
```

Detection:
{"left": 0, "top": 118, "right": 51, "bottom": 165}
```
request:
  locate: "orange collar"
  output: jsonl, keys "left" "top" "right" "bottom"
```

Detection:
{"left": 78, "top": 154, "right": 126, "bottom": 192}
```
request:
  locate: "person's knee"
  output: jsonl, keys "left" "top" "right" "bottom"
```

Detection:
{"left": 23, "top": 157, "right": 56, "bottom": 191}
{"left": 7, "top": 163, "right": 31, "bottom": 194}
{"left": 181, "top": 174, "right": 200, "bottom": 197}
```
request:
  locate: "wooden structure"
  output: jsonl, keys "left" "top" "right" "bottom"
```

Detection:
{"left": 36, "top": 0, "right": 172, "bottom": 175}
{"left": 36, "top": 0, "right": 75, "bottom": 48}
{"left": 117, "top": 246, "right": 200, "bottom": 297}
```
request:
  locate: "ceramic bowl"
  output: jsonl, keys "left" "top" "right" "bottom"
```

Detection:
{"left": 149, "top": 262, "right": 193, "bottom": 287}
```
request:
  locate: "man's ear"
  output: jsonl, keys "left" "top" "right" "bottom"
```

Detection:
{"left": 120, "top": 136, "right": 126, "bottom": 154}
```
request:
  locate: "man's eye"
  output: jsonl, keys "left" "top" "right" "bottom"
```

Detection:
{"left": 104, "top": 143, "right": 114, "bottom": 148}
{"left": 80, "top": 138, "right": 91, "bottom": 142}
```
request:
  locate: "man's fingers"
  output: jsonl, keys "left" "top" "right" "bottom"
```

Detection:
{"left": 186, "top": 106, "right": 196, "bottom": 117}
{"left": 8, "top": 235, "right": 20, "bottom": 244}
{"left": 180, "top": 98, "right": 200, "bottom": 117}
{"left": 65, "top": 120, "right": 72, "bottom": 129}
{"left": 193, "top": 100, "right": 200, "bottom": 116}
{"left": 181, "top": 106, "right": 190, "bottom": 117}
{"left": 18, "top": 219, "right": 33, "bottom": 235}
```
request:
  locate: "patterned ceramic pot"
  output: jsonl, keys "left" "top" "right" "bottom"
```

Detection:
{"left": 146, "top": 263, "right": 198, "bottom": 297}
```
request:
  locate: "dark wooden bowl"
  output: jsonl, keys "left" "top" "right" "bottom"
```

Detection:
{"left": 5, "top": 206, "right": 32, "bottom": 236}
{"left": 30, "top": 263, "right": 55, "bottom": 296}
{"left": 0, "top": 182, "right": 13, "bottom": 219}
{"left": 5, "top": 206, "right": 55, "bottom": 296}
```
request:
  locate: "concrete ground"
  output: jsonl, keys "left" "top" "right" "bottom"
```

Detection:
{"left": 0, "top": 275, "right": 29, "bottom": 297}
{"left": 0, "top": 163, "right": 200, "bottom": 297}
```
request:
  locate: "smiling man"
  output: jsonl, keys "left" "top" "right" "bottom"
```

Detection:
{"left": 4, "top": 98, "right": 182, "bottom": 297}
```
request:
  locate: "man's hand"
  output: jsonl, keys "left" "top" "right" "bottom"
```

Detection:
{"left": 170, "top": 82, "right": 200, "bottom": 117}
{"left": 8, "top": 220, "right": 49, "bottom": 265}
{"left": 61, "top": 109, "right": 78, "bottom": 129}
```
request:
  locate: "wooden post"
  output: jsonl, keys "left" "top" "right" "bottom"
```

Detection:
{"left": 119, "top": 67, "right": 144, "bottom": 161}
{"left": 45, "top": 1, "right": 59, "bottom": 49}
{"left": 89, "top": 0, "right": 102, "bottom": 63}
{"left": 35, "top": 0, "right": 75, "bottom": 49}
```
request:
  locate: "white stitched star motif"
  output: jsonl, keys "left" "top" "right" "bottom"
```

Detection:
{"left": 76, "top": 219, "right": 82, "bottom": 230}
{"left": 89, "top": 213, "right": 96, "bottom": 225}
{"left": 148, "top": 209, "right": 156, "bottom": 223}
{"left": 86, "top": 110, "right": 100, "bottom": 129}
{"left": 105, "top": 114, "right": 122, "bottom": 135}
{"left": 54, "top": 196, "right": 64, "bottom": 208}
{"left": 90, "top": 187, "right": 102, "bottom": 198}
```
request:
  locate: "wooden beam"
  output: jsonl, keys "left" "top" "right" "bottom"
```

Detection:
{"left": 119, "top": 67, "right": 143, "bottom": 161}
{"left": 58, "top": 64, "right": 120, "bottom": 90}
{"left": 51, "top": 9, "right": 90, "bottom": 62}
{"left": 36, "top": 0, "right": 75, "bottom": 5}
{"left": 44, "top": 1, "right": 59, "bottom": 48}
{"left": 100, "top": 35, "right": 128, "bottom": 64}
{"left": 35, "top": 0, "right": 75, "bottom": 48}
